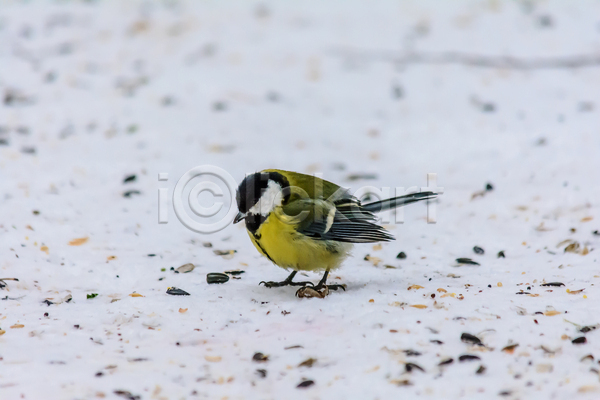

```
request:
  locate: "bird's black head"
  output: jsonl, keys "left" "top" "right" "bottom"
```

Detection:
{"left": 235, "top": 171, "right": 290, "bottom": 232}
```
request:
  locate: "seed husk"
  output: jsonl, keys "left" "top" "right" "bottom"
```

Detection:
{"left": 473, "top": 246, "right": 484, "bottom": 255}
{"left": 396, "top": 251, "right": 407, "bottom": 259}
{"left": 206, "top": 273, "right": 229, "bottom": 284}
{"left": 405, "top": 362, "right": 425, "bottom": 372}
{"left": 123, "top": 190, "right": 141, "bottom": 198}
{"left": 497, "top": 251, "right": 505, "bottom": 258}
{"left": 252, "top": 352, "right": 269, "bottom": 362}
{"left": 224, "top": 270, "right": 245, "bottom": 276}
{"left": 461, "top": 333, "right": 483, "bottom": 346}
{"left": 213, "top": 249, "right": 236, "bottom": 256}
{"left": 256, "top": 369, "right": 267, "bottom": 378}
{"left": 298, "top": 358, "right": 317, "bottom": 368}
{"left": 166, "top": 287, "right": 190, "bottom": 296}
{"left": 438, "top": 358, "right": 453, "bottom": 366}
{"left": 540, "top": 282, "right": 564, "bottom": 287}
{"left": 456, "top": 258, "right": 480, "bottom": 266}
{"left": 175, "top": 263, "right": 195, "bottom": 273}
{"left": 476, "top": 365, "right": 486, "bottom": 374}
{"left": 502, "top": 343, "right": 519, "bottom": 353}
{"left": 580, "top": 325, "right": 598, "bottom": 333}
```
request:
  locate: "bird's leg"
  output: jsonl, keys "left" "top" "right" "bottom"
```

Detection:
{"left": 259, "top": 270, "right": 315, "bottom": 288}
{"left": 312, "top": 270, "right": 346, "bottom": 292}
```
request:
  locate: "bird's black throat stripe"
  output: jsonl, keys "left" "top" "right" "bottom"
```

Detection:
{"left": 253, "top": 234, "right": 276, "bottom": 263}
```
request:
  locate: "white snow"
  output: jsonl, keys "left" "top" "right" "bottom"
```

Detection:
{"left": 1, "top": 1, "right": 600, "bottom": 399}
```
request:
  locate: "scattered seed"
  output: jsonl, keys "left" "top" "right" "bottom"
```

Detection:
{"left": 175, "top": 263, "right": 195, "bottom": 273}
{"left": 404, "top": 350, "right": 422, "bottom": 356}
{"left": 541, "top": 282, "right": 564, "bottom": 287}
{"left": 544, "top": 310, "right": 561, "bottom": 316}
{"left": 459, "top": 354, "right": 481, "bottom": 362}
{"left": 123, "top": 174, "right": 137, "bottom": 184}
{"left": 592, "top": 230, "right": 599, "bottom": 236}
{"left": 502, "top": 344, "right": 519, "bottom": 354}
{"left": 296, "top": 286, "right": 328, "bottom": 299}
{"left": 405, "top": 362, "right": 425, "bottom": 372}
{"left": 224, "top": 270, "right": 245, "bottom": 276}
{"left": 123, "top": 190, "right": 141, "bottom": 198}
{"left": 297, "top": 380, "right": 315, "bottom": 388}
{"left": 430, "top": 340, "right": 443, "bottom": 345}
{"left": 206, "top": 273, "right": 229, "bottom": 284}
{"left": 114, "top": 390, "right": 141, "bottom": 400}
{"left": 580, "top": 325, "right": 598, "bottom": 333}
{"left": 497, "top": 251, "right": 505, "bottom": 258}
{"left": 252, "top": 352, "right": 269, "bottom": 362}
{"left": 476, "top": 365, "right": 486, "bottom": 374}
{"left": 68, "top": 237, "right": 89, "bottom": 246}
{"left": 567, "top": 288, "right": 585, "bottom": 295}
{"left": 461, "top": 333, "right": 483, "bottom": 346}
{"left": 213, "top": 249, "right": 236, "bottom": 256}
{"left": 572, "top": 337, "right": 587, "bottom": 344}
{"left": 456, "top": 258, "right": 480, "bottom": 266}
{"left": 346, "top": 173, "right": 378, "bottom": 181}
{"left": 565, "top": 242, "right": 580, "bottom": 253}
{"left": 166, "top": 287, "right": 190, "bottom": 296}
{"left": 438, "top": 358, "right": 453, "bottom": 366}
{"left": 256, "top": 369, "right": 267, "bottom": 378}
{"left": 298, "top": 358, "right": 317, "bottom": 368}
{"left": 473, "top": 246, "right": 484, "bottom": 255}
{"left": 390, "top": 379, "right": 412, "bottom": 386}
{"left": 284, "top": 345, "right": 303, "bottom": 350}
{"left": 87, "top": 293, "right": 98, "bottom": 299}
{"left": 396, "top": 252, "right": 407, "bottom": 259}
{"left": 485, "top": 183, "right": 494, "bottom": 191}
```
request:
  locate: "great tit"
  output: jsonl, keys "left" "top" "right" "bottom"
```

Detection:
{"left": 234, "top": 169, "right": 437, "bottom": 296}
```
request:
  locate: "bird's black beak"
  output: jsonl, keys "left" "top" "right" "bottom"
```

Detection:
{"left": 233, "top": 212, "right": 245, "bottom": 224}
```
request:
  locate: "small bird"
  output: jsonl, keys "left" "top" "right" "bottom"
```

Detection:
{"left": 234, "top": 169, "right": 437, "bottom": 297}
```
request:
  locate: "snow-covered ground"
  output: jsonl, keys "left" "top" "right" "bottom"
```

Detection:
{"left": 1, "top": 1, "right": 600, "bottom": 399}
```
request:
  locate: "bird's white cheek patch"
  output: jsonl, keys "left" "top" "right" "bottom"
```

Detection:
{"left": 249, "top": 180, "right": 283, "bottom": 216}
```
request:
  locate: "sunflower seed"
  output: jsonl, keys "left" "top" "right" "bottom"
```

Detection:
{"left": 206, "top": 273, "right": 229, "bottom": 284}
{"left": 459, "top": 354, "right": 480, "bottom": 362}
{"left": 461, "top": 333, "right": 483, "bottom": 346}
{"left": 572, "top": 336, "right": 587, "bottom": 344}
{"left": 297, "top": 380, "right": 315, "bottom": 388}
{"left": 456, "top": 258, "right": 480, "bottom": 265}
{"left": 166, "top": 287, "right": 190, "bottom": 296}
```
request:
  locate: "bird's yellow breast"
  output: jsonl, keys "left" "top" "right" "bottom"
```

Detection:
{"left": 249, "top": 213, "right": 351, "bottom": 272}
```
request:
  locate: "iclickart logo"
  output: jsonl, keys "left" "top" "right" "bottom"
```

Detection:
{"left": 158, "top": 165, "right": 443, "bottom": 234}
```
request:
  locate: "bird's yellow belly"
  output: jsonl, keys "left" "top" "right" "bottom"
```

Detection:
{"left": 249, "top": 215, "right": 351, "bottom": 272}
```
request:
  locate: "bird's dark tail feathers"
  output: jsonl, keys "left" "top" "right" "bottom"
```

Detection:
{"left": 361, "top": 191, "right": 437, "bottom": 213}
